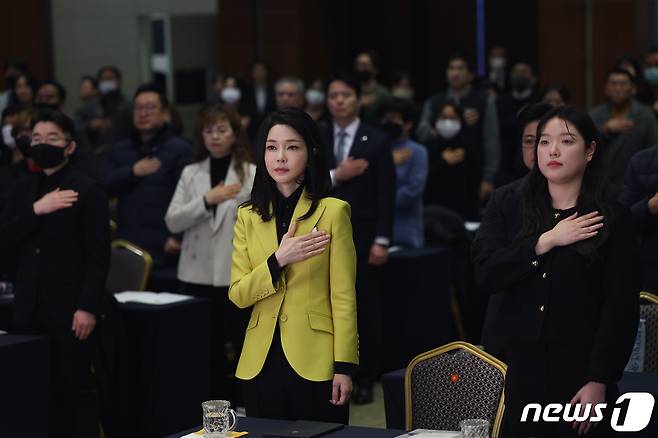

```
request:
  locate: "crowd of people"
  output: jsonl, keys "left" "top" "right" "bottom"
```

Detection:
{"left": 1, "top": 44, "right": 658, "bottom": 437}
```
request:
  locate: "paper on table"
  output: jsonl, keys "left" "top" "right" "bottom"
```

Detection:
{"left": 114, "top": 291, "right": 194, "bottom": 305}
{"left": 394, "top": 430, "right": 461, "bottom": 438}
{"left": 180, "top": 430, "right": 248, "bottom": 437}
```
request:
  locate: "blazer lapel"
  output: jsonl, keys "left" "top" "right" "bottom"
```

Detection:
{"left": 254, "top": 205, "right": 279, "bottom": 260}
{"left": 291, "top": 188, "right": 326, "bottom": 235}
{"left": 349, "top": 123, "right": 369, "bottom": 158}
{"left": 193, "top": 158, "right": 211, "bottom": 198}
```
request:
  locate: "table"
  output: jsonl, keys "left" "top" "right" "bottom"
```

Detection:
{"left": 382, "top": 368, "right": 658, "bottom": 436}
{"left": 0, "top": 294, "right": 13, "bottom": 330}
{"left": 0, "top": 294, "right": 211, "bottom": 438}
{"left": 0, "top": 334, "right": 49, "bottom": 437}
{"left": 165, "top": 416, "right": 406, "bottom": 438}
{"left": 381, "top": 247, "right": 454, "bottom": 373}
{"left": 113, "top": 297, "right": 211, "bottom": 438}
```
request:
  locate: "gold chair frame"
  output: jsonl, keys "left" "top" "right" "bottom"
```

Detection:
{"left": 111, "top": 239, "right": 153, "bottom": 291}
{"left": 404, "top": 341, "right": 507, "bottom": 437}
{"left": 640, "top": 291, "right": 658, "bottom": 305}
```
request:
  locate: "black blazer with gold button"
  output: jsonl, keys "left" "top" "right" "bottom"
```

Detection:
{"left": 472, "top": 180, "right": 639, "bottom": 384}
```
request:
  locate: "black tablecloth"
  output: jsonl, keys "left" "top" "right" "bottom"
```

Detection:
{"left": 114, "top": 297, "right": 211, "bottom": 438}
{"left": 0, "top": 334, "right": 49, "bottom": 437}
{"left": 382, "top": 367, "right": 658, "bottom": 435}
{"left": 381, "top": 247, "right": 455, "bottom": 373}
{"left": 165, "top": 416, "right": 405, "bottom": 438}
{"left": 0, "top": 294, "right": 13, "bottom": 330}
{"left": 0, "top": 294, "right": 211, "bottom": 438}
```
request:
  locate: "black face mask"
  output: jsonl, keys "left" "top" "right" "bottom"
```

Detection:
{"left": 16, "top": 136, "right": 31, "bottom": 158}
{"left": 5, "top": 75, "right": 18, "bottom": 90}
{"left": 354, "top": 70, "right": 372, "bottom": 83}
{"left": 30, "top": 143, "right": 68, "bottom": 169}
{"left": 510, "top": 76, "right": 531, "bottom": 92}
{"left": 381, "top": 121, "right": 403, "bottom": 140}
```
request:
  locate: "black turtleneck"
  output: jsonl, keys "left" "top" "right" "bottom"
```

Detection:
{"left": 266, "top": 184, "right": 305, "bottom": 284}
{"left": 210, "top": 154, "right": 232, "bottom": 188}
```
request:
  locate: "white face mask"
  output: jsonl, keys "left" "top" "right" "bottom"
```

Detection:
{"left": 489, "top": 56, "right": 506, "bottom": 69}
{"left": 98, "top": 80, "right": 118, "bottom": 95}
{"left": 221, "top": 87, "right": 241, "bottom": 104}
{"left": 305, "top": 89, "right": 325, "bottom": 106}
{"left": 392, "top": 87, "right": 414, "bottom": 100}
{"left": 435, "top": 119, "right": 462, "bottom": 139}
{"left": 2, "top": 124, "right": 15, "bottom": 149}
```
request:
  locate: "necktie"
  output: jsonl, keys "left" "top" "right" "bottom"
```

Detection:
{"left": 336, "top": 130, "right": 348, "bottom": 163}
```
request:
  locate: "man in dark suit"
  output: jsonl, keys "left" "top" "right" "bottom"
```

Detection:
{"left": 103, "top": 83, "right": 192, "bottom": 269}
{"left": 0, "top": 109, "right": 110, "bottom": 437}
{"left": 322, "top": 72, "right": 396, "bottom": 404}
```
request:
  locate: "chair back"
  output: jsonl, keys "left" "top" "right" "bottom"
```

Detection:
{"left": 405, "top": 341, "right": 506, "bottom": 437}
{"left": 106, "top": 239, "right": 153, "bottom": 294}
{"left": 640, "top": 292, "right": 658, "bottom": 372}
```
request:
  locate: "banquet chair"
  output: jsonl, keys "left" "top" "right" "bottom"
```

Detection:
{"left": 405, "top": 341, "right": 506, "bottom": 437}
{"left": 640, "top": 291, "right": 658, "bottom": 372}
{"left": 106, "top": 239, "right": 153, "bottom": 294}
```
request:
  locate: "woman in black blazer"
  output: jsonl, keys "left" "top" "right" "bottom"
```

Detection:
{"left": 472, "top": 106, "right": 639, "bottom": 437}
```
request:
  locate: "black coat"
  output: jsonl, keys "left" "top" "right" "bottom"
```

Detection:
{"left": 0, "top": 164, "right": 110, "bottom": 326}
{"left": 618, "top": 144, "right": 658, "bottom": 292}
{"left": 472, "top": 182, "right": 639, "bottom": 384}
{"left": 322, "top": 122, "right": 396, "bottom": 254}
{"left": 102, "top": 126, "right": 191, "bottom": 264}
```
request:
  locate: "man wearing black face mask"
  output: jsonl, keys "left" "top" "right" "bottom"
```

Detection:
{"left": 495, "top": 61, "right": 541, "bottom": 185}
{"left": 380, "top": 98, "right": 428, "bottom": 248}
{"left": 0, "top": 109, "right": 110, "bottom": 438}
{"left": 354, "top": 51, "right": 391, "bottom": 125}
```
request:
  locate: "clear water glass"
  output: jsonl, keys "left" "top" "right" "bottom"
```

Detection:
{"left": 202, "top": 400, "right": 237, "bottom": 437}
{"left": 459, "top": 418, "right": 490, "bottom": 438}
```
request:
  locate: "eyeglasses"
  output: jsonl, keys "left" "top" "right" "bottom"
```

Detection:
{"left": 134, "top": 105, "right": 160, "bottom": 114}
{"left": 31, "top": 135, "right": 70, "bottom": 144}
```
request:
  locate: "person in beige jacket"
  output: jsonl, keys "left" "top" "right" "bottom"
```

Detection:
{"left": 165, "top": 105, "right": 255, "bottom": 402}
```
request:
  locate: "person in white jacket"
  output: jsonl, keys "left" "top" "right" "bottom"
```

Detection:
{"left": 165, "top": 104, "right": 256, "bottom": 402}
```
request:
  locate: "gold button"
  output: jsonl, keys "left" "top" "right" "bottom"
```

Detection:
{"left": 542, "top": 272, "right": 548, "bottom": 279}
{"left": 531, "top": 260, "right": 538, "bottom": 267}
{"left": 280, "top": 313, "right": 288, "bottom": 322}
{"left": 540, "top": 305, "right": 545, "bottom": 312}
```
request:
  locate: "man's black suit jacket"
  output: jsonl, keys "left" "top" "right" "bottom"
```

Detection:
{"left": 0, "top": 164, "right": 110, "bottom": 326}
{"left": 322, "top": 121, "right": 396, "bottom": 254}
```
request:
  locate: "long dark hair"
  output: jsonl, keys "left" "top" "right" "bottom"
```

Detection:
{"left": 244, "top": 107, "right": 331, "bottom": 222}
{"left": 519, "top": 105, "right": 612, "bottom": 262}
{"left": 193, "top": 104, "right": 252, "bottom": 183}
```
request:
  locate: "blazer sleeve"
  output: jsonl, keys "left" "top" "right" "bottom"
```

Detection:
{"left": 78, "top": 183, "right": 111, "bottom": 315}
{"left": 228, "top": 207, "right": 283, "bottom": 309}
{"left": 471, "top": 189, "right": 544, "bottom": 294}
{"left": 165, "top": 166, "right": 212, "bottom": 234}
{"left": 375, "top": 139, "right": 397, "bottom": 242}
{"left": 588, "top": 210, "right": 640, "bottom": 383}
{"left": 0, "top": 185, "right": 41, "bottom": 249}
{"left": 329, "top": 201, "right": 359, "bottom": 365}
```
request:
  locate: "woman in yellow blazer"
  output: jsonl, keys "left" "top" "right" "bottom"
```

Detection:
{"left": 229, "top": 108, "right": 358, "bottom": 423}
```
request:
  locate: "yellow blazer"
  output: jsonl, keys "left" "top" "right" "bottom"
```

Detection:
{"left": 229, "top": 190, "right": 359, "bottom": 381}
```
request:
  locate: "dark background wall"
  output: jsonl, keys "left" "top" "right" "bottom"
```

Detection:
{"left": 217, "top": 0, "right": 654, "bottom": 107}
{"left": 0, "top": 0, "right": 53, "bottom": 88}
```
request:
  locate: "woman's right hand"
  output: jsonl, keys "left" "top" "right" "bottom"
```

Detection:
{"left": 275, "top": 221, "right": 331, "bottom": 268}
{"left": 535, "top": 211, "right": 604, "bottom": 255}
{"left": 204, "top": 182, "right": 241, "bottom": 206}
